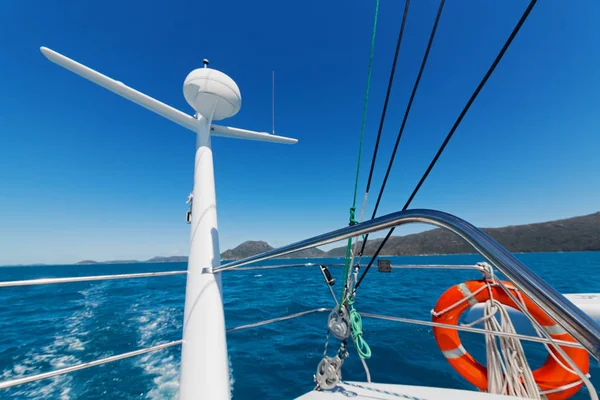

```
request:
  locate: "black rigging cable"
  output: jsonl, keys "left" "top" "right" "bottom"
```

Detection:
{"left": 363, "top": 0, "right": 411, "bottom": 195}
{"left": 358, "top": 0, "right": 445, "bottom": 257}
{"left": 354, "top": 0, "right": 538, "bottom": 291}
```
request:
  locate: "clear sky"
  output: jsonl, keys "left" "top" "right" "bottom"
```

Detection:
{"left": 0, "top": 1, "right": 598, "bottom": 265}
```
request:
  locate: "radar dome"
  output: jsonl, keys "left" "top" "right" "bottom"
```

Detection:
{"left": 183, "top": 68, "right": 241, "bottom": 121}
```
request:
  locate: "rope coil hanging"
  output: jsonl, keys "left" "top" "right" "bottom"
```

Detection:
{"left": 432, "top": 278, "right": 590, "bottom": 400}
{"left": 347, "top": 295, "right": 371, "bottom": 359}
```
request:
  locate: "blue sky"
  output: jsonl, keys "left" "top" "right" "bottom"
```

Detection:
{"left": 1, "top": 1, "right": 599, "bottom": 265}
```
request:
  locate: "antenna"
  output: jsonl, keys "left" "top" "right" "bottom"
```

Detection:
{"left": 39, "top": 47, "right": 296, "bottom": 144}
{"left": 272, "top": 70, "right": 275, "bottom": 135}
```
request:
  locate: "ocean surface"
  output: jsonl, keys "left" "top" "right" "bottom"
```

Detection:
{"left": 1, "top": 252, "right": 599, "bottom": 399}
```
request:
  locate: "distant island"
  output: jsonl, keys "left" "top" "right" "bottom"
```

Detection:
{"left": 76, "top": 211, "right": 599, "bottom": 264}
{"left": 76, "top": 256, "right": 188, "bottom": 265}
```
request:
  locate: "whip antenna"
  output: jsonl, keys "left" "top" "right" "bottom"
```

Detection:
{"left": 272, "top": 70, "right": 275, "bottom": 135}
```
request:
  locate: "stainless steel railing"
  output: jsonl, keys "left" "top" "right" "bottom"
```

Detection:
{"left": 0, "top": 340, "right": 184, "bottom": 390}
{"left": 0, "top": 270, "right": 187, "bottom": 288}
{"left": 0, "top": 270, "right": 189, "bottom": 390}
{"left": 0, "top": 262, "right": 339, "bottom": 391}
{"left": 216, "top": 208, "right": 600, "bottom": 361}
{"left": 0, "top": 307, "right": 332, "bottom": 391}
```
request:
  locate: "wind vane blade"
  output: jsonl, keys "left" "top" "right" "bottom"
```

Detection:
{"left": 210, "top": 125, "right": 297, "bottom": 144}
{"left": 41, "top": 46, "right": 298, "bottom": 144}
{"left": 40, "top": 47, "right": 198, "bottom": 132}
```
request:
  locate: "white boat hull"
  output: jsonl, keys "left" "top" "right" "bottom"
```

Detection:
{"left": 298, "top": 381, "right": 528, "bottom": 399}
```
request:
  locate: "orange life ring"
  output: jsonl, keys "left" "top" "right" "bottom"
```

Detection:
{"left": 432, "top": 280, "right": 589, "bottom": 400}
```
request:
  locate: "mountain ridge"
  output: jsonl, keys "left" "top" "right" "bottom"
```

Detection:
{"left": 75, "top": 211, "right": 599, "bottom": 263}
{"left": 325, "top": 211, "right": 600, "bottom": 256}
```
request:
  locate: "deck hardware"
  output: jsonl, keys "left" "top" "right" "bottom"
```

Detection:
{"left": 378, "top": 259, "right": 392, "bottom": 273}
{"left": 328, "top": 306, "right": 351, "bottom": 340}
{"left": 320, "top": 265, "right": 335, "bottom": 286}
{"left": 315, "top": 355, "right": 343, "bottom": 390}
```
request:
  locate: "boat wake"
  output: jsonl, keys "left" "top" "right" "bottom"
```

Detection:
{"left": 132, "top": 304, "right": 236, "bottom": 398}
{"left": 135, "top": 306, "right": 181, "bottom": 399}
{"left": 1, "top": 284, "right": 105, "bottom": 399}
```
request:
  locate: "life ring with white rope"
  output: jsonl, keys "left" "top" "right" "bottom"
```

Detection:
{"left": 432, "top": 279, "right": 589, "bottom": 400}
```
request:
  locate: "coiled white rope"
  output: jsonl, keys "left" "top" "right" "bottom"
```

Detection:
{"left": 480, "top": 299, "right": 540, "bottom": 398}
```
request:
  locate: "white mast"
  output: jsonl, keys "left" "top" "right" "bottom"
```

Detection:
{"left": 40, "top": 47, "right": 297, "bottom": 399}
{"left": 178, "top": 59, "right": 240, "bottom": 399}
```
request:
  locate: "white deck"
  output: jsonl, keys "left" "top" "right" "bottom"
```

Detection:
{"left": 298, "top": 382, "right": 526, "bottom": 400}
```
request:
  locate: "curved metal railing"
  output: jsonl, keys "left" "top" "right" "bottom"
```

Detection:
{"left": 216, "top": 208, "right": 600, "bottom": 362}
{"left": 217, "top": 208, "right": 600, "bottom": 398}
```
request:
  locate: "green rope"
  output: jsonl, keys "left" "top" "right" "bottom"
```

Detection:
{"left": 341, "top": 0, "right": 381, "bottom": 304}
{"left": 351, "top": 0, "right": 380, "bottom": 210}
{"left": 338, "top": 1, "right": 380, "bottom": 358}
{"left": 347, "top": 296, "right": 371, "bottom": 359}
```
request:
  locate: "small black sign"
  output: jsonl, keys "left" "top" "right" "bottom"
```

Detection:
{"left": 378, "top": 259, "right": 392, "bottom": 273}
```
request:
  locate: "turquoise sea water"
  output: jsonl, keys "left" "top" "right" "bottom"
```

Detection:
{"left": 1, "top": 252, "right": 599, "bottom": 399}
